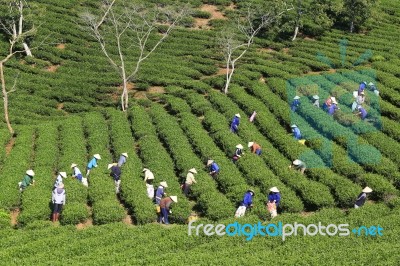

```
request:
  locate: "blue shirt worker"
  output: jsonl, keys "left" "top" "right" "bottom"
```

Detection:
{"left": 355, "top": 187, "right": 372, "bottom": 208}
{"left": 232, "top": 144, "right": 244, "bottom": 163}
{"left": 291, "top": 125, "right": 302, "bottom": 140}
{"left": 71, "top": 163, "right": 83, "bottom": 182}
{"left": 108, "top": 163, "right": 122, "bottom": 194}
{"left": 53, "top": 172, "right": 66, "bottom": 189}
{"left": 19, "top": 170, "right": 35, "bottom": 192}
{"left": 117, "top": 152, "right": 128, "bottom": 167}
{"left": 357, "top": 106, "right": 368, "bottom": 120}
{"left": 268, "top": 187, "right": 281, "bottom": 207}
{"left": 155, "top": 181, "right": 168, "bottom": 205}
{"left": 358, "top": 81, "right": 367, "bottom": 95}
{"left": 207, "top": 160, "right": 220, "bottom": 178}
{"left": 291, "top": 96, "right": 301, "bottom": 112}
{"left": 86, "top": 154, "right": 101, "bottom": 176}
{"left": 234, "top": 189, "right": 255, "bottom": 218}
{"left": 327, "top": 98, "right": 339, "bottom": 115}
{"left": 230, "top": 113, "right": 241, "bottom": 133}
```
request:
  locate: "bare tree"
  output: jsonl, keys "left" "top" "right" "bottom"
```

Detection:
{"left": 219, "top": 4, "right": 292, "bottom": 94}
{"left": 81, "top": 0, "right": 190, "bottom": 112}
{"left": 0, "top": 0, "right": 37, "bottom": 134}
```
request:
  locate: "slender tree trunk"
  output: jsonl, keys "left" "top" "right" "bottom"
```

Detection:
{"left": 224, "top": 61, "right": 235, "bottom": 94}
{"left": 224, "top": 53, "right": 231, "bottom": 94}
{"left": 292, "top": 25, "right": 299, "bottom": 41}
{"left": 23, "top": 43, "right": 32, "bottom": 57}
{"left": 0, "top": 63, "right": 14, "bottom": 134}
{"left": 350, "top": 21, "right": 354, "bottom": 33}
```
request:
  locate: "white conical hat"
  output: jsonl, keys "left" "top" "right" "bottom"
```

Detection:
{"left": 108, "top": 163, "right": 117, "bottom": 170}
{"left": 189, "top": 168, "right": 197, "bottom": 174}
{"left": 94, "top": 154, "right": 101, "bottom": 160}
{"left": 170, "top": 196, "right": 178, "bottom": 203}
{"left": 142, "top": 168, "right": 149, "bottom": 172}
{"left": 362, "top": 186, "right": 373, "bottom": 193}
{"left": 294, "top": 96, "right": 300, "bottom": 100}
{"left": 160, "top": 181, "right": 168, "bottom": 188}
{"left": 312, "top": 95, "right": 319, "bottom": 100}
{"left": 293, "top": 159, "right": 302, "bottom": 166}
{"left": 121, "top": 152, "right": 128, "bottom": 157}
{"left": 70, "top": 163, "right": 77, "bottom": 168}
{"left": 26, "top": 170, "right": 35, "bottom": 176}
{"left": 59, "top": 172, "right": 67, "bottom": 178}
{"left": 291, "top": 124, "right": 297, "bottom": 128}
{"left": 330, "top": 97, "right": 336, "bottom": 101}
{"left": 248, "top": 142, "right": 254, "bottom": 148}
{"left": 368, "top": 82, "right": 374, "bottom": 86}
{"left": 207, "top": 160, "right": 214, "bottom": 166}
{"left": 235, "top": 113, "right": 241, "bottom": 118}
{"left": 270, "top": 187, "right": 279, "bottom": 193}
{"left": 236, "top": 144, "right": 243, "bottom": 149}
{"left": 360, "top": 91, "right": 365, "bottom": 95}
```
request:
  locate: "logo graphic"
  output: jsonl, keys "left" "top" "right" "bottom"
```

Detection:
{"left": 287, "top": 39, "right": 381, "bottom": 168}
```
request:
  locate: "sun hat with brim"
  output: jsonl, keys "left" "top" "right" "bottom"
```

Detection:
{"left": 362, "top": 81, "right": 367, "bottom": 85}
{"left": 293, "top": 159, "right": 302, "bottom": 166}
{"left": 270, "top": 187, "right": 279, "bottom": 193}
{"left": 107, "top": 163, "right": 118, "bottom": 170}
{"left": 312, "top": 95, "right": 319, "bottom": 100}
{"left": 362, "top": 186, "right": 373, "bottom": 193}
{"left": 247, "top": 189, "right": 255, "bottom": 196}
{"left": 189, "top": 168, "right": 197, "bottom": 174}
{"left": 170, "top": 196, "right": 178, "bottom": 203}
{"left": 291, "top": 124, "right": 297, "bottom": 128}
{"left": 330, "top": 97, "right": 336, "bottom": 101}
{"left": 360, "top": 91, "right": 365, "bottom": 95}
{"left": 236, "top": 144, "right": 243, "bottom": 149}
{"left": 332, "top": 99, "right": 338, "bottom": 104}
{"left": 248, "top": 142, "right": 254, "bottom": 148}
{"left": 71, "top": 163, "right": 77, "bottom": 168}
{"left": 26, "top": 170, "right": 35, "bottom": 177}
{"left": 94, "top": 154, "right": 101, "bottom": 160}
{"left": 142, "top": 168, "right": 149, "bottom": 172}
{"left": 207, "top": 160, "right": 214, "bottom": 166}
{"left": 294, "top": 96, "right": 300, "bottom": 100}
{"left": 59, "top": 172, "right": 67, "bottom": 178}
{"left": 368, "top": 82, "right": 374, "bottom": 86}
{"left": 160, "top": 181, "right": 168, "bottom": 188}
{"left": 122, "top": 153, "right": 128, "bottom": 157}
{"left": 235, "top": 113, "right": 241, "bottom": 118}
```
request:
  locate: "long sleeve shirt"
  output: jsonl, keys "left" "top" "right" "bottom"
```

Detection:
{"left": 328, "top": 104, "right": 338, "bottom": 115}
{"left": 268, "top": 193, "right": 281, "bottom": 207}
{"left": 250, "top": 143, "right": 261, "bottom": 153}
{"left": 292, "top": 128, "right": 302, "bottom": 140}
{"left": 242, "top": 192, "right": 253, "bottom": 207}
{"left": 87, "top": 158, "right": 98, "bottom": 169}
{"left": 72, "top": 167, "right": 82, "bottom": 177}
{"left": 117, "top": 155, "right": 126, "bottom": 167}
{"left": 290, "top": 99, "right": 300, "bottom": 112}
{"left": 210, "top": 163, "right": 220, "bottom": 173}
{"left": 230, "top": 117, "right": 240, "bottom": 133}
{"left": 52, "top": 188, "right": 66, "bottom": 204}
{"left": 54, "top": 175, "right": 63, "bottom": 188}
{"left": 359, "top": 108, "right": 367, "bottom": 120}
{"left": 234, "top": 148, "right": 243, "bottom": 157}
{"left": 358, "top": 83, "right": 366, "bottom": 95}
{"left": 313, "top": 99, "right": 319, "bottom": 108}
{"left": 21, "top": 175, "right": 33, "bottom": 188}
{"left": 185, "top": 172, "right": 196, "bottom": 185}
{"left": 144, "top": 170, "right": 155, "bottom": 182}
{"left": 155, "top": 186, "right": 165, "bottom": 201}
{"left": 110, "top": 166, "right": 121, "bottom": 181}
{"left": 356, "top": 95, "right": 365, "bottom": 105}
{"left": 355, "top": 192, "right": 367, "bottom": 207}
{"left": 160, "top": 197, "right": 173, "bottom": 210}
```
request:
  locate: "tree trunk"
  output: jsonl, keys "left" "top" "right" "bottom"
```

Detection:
{"left": 292, "top": 26, "right": 299, "bottom": 41}
{"left": 23, "top": 43, "right": 32, "bottom": 57}
{"left": 223, "top": 53, "right": 231, "bottom": 94}
{"left": 0, "top": 63, "right": 14, "bottom": 134}
{"left": 224, "top": 61, "right": 235, "bottom": 94}
{"left": 350, "top": 21, "right": 354, "bottom": 33}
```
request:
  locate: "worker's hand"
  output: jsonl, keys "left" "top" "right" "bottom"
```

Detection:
{"left": 169, "top": 210, "right": 172, "bottom": 214}
{"left": 95, "top": 165, "right": 98, "bottom": 168}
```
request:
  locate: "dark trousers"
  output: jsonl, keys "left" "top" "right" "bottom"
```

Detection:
{"left": 161, "top": 208, "right": 169, "bottom": 224}
{"left": 184, "top": 183, "right": 191, "bottom": 196}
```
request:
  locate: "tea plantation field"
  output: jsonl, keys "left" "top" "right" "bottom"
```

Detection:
{"left": 0, "top": 0, "right": 400, "bottom": 264}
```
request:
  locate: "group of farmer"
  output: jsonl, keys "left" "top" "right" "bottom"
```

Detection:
{"left": 18, "top": 152, "right": 128, "bottom": 222}
{"left": 291, "top": 81, "right": 378, "bottom": 121}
